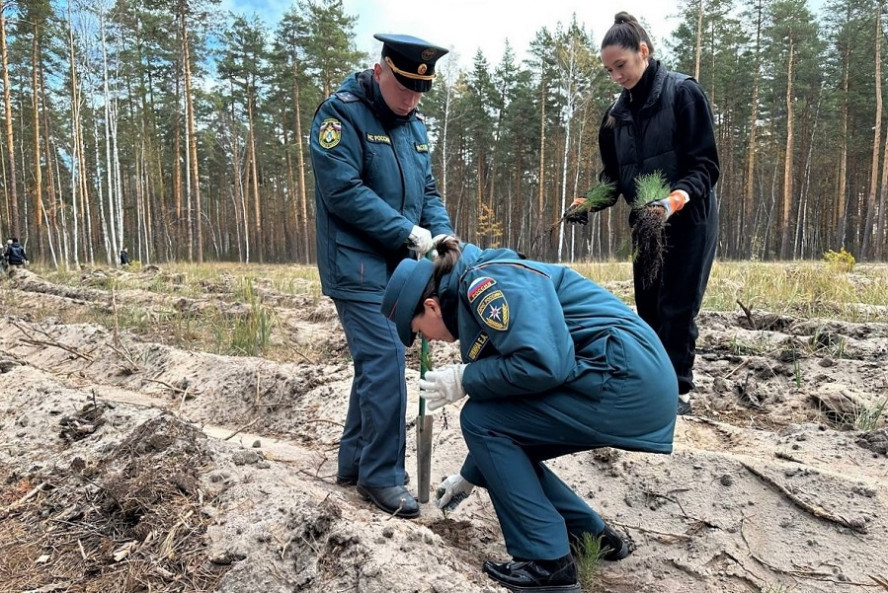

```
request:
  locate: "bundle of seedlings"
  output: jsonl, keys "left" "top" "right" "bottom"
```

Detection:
{"left": 549, "top": 179, "right": 616, "bottom": 232}
{"left": 631, "top": 171, "right": 671, "bottom": 288}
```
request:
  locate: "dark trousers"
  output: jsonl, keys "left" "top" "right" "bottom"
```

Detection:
{"left": 633, "top": 195, "right": 718, "bottom": 394}
{"left": 333, "top": 299, "right": 408, "bottom": 488}
{"left": 458, "top": 329, "right": 678, "bottom": 560}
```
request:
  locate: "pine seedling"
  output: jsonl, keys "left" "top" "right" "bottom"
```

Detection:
{"left": 631, "top": 171, "right": 671, "bottom": 288}
{"left": 549, "top": 179, "right": 616, "bottom": 232}
{"left": 633, "top": 171, "right": 670, "bottom": 209}
{"left": 577, "top": 178, "right": 617, "bottom": 213}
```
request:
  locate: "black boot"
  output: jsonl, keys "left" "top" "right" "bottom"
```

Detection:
{"left": 356, "top": 484, "right": 419, "bottom": 518}
{"left": 482, "top": 554, "right": 580, "bottom": 593}
{"left": 337, "top": 471, "right": 410, "bottom": 487}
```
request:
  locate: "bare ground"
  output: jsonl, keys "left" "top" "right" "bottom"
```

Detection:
{"left": 1, "top": 264, "right": 887, "bottom": 593}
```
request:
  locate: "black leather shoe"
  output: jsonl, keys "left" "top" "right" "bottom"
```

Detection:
{"left": 356, "top": 484, "right": 419, "bottom": 518}
{"left": 482, "top": 554, "right": 580, "bottom": 592}
{"left": 336, "top": 471, "right": 410, "bottom": 487}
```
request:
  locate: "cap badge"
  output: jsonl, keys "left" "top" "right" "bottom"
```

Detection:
{"left": 417, "top": 63, "right": 428, "bottom": 75}
{"left": 421, "top": 47, "right": 437, "bottom": 61}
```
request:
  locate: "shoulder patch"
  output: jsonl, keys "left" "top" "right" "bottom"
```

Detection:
{"left": 334, "top": 91, "right": 359, "bottom": 102}
{"left": 319, "top": 118, "right": 342, "bottom": 149}
{"left": 467, "top": 277, "right": 496, "bottom": 303}
{"left": 476, "top": 289, "right": 509, "bottom": 331}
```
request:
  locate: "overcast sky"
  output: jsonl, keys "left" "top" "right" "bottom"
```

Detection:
{"left": 341, "top": 0, "right": 680, "bottom": 69}
{"left": 220, "top": 0, "right": 828, "bottom": 72}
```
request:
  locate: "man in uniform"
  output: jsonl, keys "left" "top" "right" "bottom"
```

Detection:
{"left": 310, "top": 33, "right": 454, "bottom": 518}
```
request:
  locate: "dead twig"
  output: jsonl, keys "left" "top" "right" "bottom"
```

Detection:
{"left": 871, "top": 575, "right": 888, "bottom": 591}
{"left": 11, "top": 321, "right": 94, "bottom": 362}
{"left": 176, "top": 386, "right": 191, "bottom": 416}
{"left": 106, "top": 341, "right": 140, "bottom": 373}
{"left": 143, "top": 377, "right": 189, "bottom": 394}
{"left": 775, "top": 451, "right": 804, "bottom": 464}
{"left": 739, "top": 461, "right": 867, "bottom": 533}
{"left": 7, "top": 481, "right": 51, "bottom": 510}
{"left": 224, "top": 418, "right": 260, "bottom": 441}
{"left": 736, "top": 299, "right": 756, "bottom": 329}
{"left": 610, "top": 519, "right": 692, "bottom": 542}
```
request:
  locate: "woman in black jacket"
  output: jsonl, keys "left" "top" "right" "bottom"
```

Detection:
{"left": 567, "top": 12, "right": 719, "bottom": 415}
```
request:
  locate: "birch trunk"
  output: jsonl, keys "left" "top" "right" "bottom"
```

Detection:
{"left": 862, "top": 6, "right": 881, "bottom": 260}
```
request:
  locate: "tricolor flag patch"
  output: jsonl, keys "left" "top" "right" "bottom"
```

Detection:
{"left": 467, "top": 276, "right": 496, "bottom": 303}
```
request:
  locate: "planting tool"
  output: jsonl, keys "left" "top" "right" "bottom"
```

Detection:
{"left": 415, "top": 249, "right": 435, "bottom": 503}
{"left": 416, "top": 331, "right": 433, "bottom": 503}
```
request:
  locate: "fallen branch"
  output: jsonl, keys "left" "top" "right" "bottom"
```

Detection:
{"left": 736, "top": 299, "right": 756, "bottom": 329}
{"left": 12, "top": 321, "right": 93, "bottom": 362}
{"left": 739, "top": 461, "right": 867, "bottom": 533}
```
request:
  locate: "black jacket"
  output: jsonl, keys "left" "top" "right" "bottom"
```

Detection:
{"left": 598, "top": 61, "right": 719, "bottom": 223}
{"left": 5, "top": 242, "right": 26, "bottom": 265}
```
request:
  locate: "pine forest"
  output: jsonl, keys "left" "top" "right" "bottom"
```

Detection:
{"left": 0, "top": 0, "right": 886, "bottom": 267}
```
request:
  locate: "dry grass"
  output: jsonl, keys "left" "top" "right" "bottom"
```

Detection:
{"left": 570, "top": 260, "right": 888, "bottom": 323}
{"left": 17, "top": 260, "right": 888, "bottom": 364}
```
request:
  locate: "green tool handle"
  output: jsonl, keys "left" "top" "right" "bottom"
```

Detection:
{"left": 418, "top": 249, "right": 434, "bottom": 418}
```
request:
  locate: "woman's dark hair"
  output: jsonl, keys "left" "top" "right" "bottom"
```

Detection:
{"left": 411, "top": 236, "right": 462, "bottom": 318}
{"left": 601, "top": 11, "right": 654, "bottom": 55}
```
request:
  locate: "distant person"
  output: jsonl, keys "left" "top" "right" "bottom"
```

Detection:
{"left": 381, "top": 237, "right": 678, "bottom": 592}
{"left": 310, "top": 33, "right": 454, "bottom": 518}
{"left": 5, "top": 237, "right": 27, "bottom": 269}
{"left": 564, "top": 12, "right": 720, "bottom": 415}
{"left": 0, "top": 239, "right": 9, "bottom": 274}
{"left": 120, "top": 247, "right": 130, "bottom": 266}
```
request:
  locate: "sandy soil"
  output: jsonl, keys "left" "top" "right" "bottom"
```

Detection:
{"left": 1, "top": 264, "right": 887, "bottom": 593}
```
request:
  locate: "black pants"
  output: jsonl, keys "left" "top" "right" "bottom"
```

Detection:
{"left": 633, "top": 193, "right": 718, "bottom": 394}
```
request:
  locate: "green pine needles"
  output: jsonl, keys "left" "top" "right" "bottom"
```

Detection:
{"left": 633, "top": 171, "right": 670, "bottom": 208}
{"left": 579, "top": 179, "right": 617, "bottom": 213}
{"left": 549, "top": 179, "right": 616, "bottom": 232}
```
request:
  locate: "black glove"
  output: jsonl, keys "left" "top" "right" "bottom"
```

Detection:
{"left": 564, "top": 203, "right": 589, "bottom": 225}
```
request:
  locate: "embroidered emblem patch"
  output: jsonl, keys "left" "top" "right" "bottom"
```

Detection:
{"left": 414, "top": 143, "right": 429, "bottom": 152}
{"left": 467, "top": 333, "right": 489, "bottom": 360}
{"left": 476, "top": 289, "right": 509, "bottom": 331}
{"left": 467, "top": 277, "right": 496, "bottom": 303}
{"left": 366, "top": 133, "right": 391, "bottom": 144}
{"left": 319, "top": 118, "right": 342, "bottom": 149}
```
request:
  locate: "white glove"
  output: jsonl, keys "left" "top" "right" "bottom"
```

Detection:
{"left": 408, "top": 225, "right": 434, "bottom": 256}
{"left": 435, "top": 474, "right": 474, "bottom": 510}
{"left": 648, "top": 190, "right": 689, "bottom": 220}
{"left": 419, "top": 363, "right": 467, "bottom": 411}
